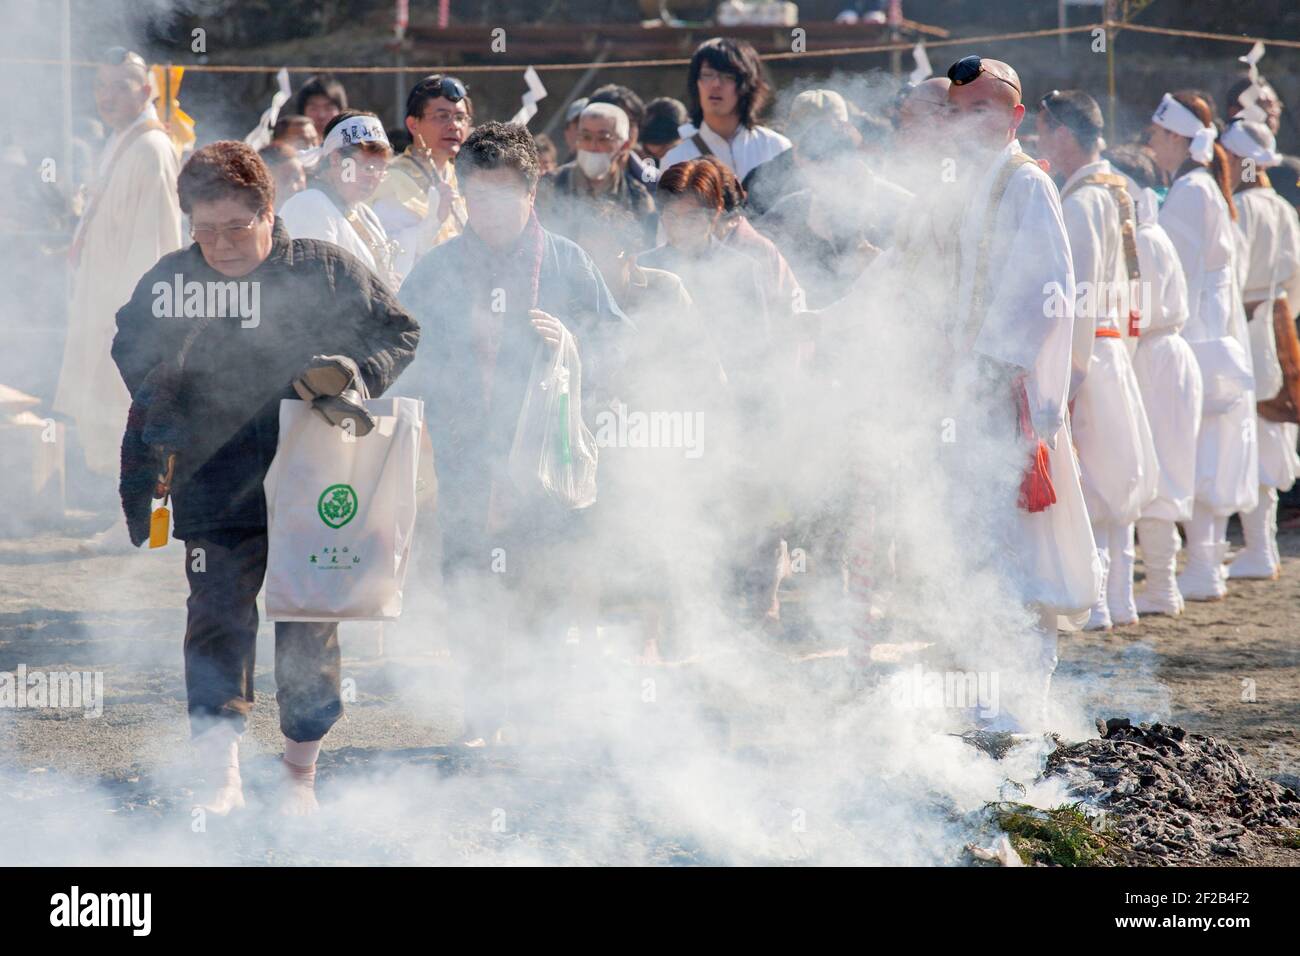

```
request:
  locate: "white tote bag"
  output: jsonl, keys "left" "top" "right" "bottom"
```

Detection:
{"left": 264, "top": 397, "right": 423, "bottom": 621}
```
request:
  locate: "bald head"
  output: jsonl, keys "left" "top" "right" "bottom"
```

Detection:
{"left": 909, "top": 77, "right": 951, "bottom": 108}
{"left": 947, "top": 57, "right": 1025, "bottom": 151}
{"left": 976, "top": 59, "right": 1021, "bottom": 107}
{"left": 896, "top": 77, "right": 952, "bottom": 145}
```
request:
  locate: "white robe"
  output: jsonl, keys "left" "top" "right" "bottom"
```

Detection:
{"left": 1235, "top": 185, "right": 1300, "bottom": 491}
{"left": 279, "top": 187, "right": 398, "bottom": 287}
{"left": 1128, "top": 188, "right": 1203, "bottom": 523}
{"left": 1060, "top": 160, "right": 1159, "bottom": 526}
{"left": 659, "top": 121, "right": 791, "bottom": 180}
{"left": 53, "top": 110, "right": 182, "bottom": 476}
{"left": 1159, "top": 166, "right": 1259, "bottom": 515}
{"left": 955, "top": 141, "right": 1101, "bottom": 616}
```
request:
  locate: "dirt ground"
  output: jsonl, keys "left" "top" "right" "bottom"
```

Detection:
{"left": 0, "top": 509, "right": 1297, "bottom": 865}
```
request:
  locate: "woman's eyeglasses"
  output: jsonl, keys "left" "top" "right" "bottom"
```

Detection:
{"left": 191, "top": 214, "right": 260, "bottom": 244}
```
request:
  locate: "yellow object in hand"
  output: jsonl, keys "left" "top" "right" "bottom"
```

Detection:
{"left": 149, "top": 505, "right": 170, "bottom": 548}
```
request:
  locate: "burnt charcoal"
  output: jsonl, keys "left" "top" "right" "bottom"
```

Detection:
{"left": 1041, "top": 721, "right": 1300, "bottom": 866}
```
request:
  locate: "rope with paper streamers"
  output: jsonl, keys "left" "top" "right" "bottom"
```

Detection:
{"left": 5, "top": 21, "right": 1300, "bottom": 74}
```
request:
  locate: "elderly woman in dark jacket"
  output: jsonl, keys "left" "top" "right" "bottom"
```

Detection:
{"left": 111, "top": 141, "right": 419, "bottom": 816}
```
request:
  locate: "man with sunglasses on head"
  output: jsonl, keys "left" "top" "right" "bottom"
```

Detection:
{"left": 904, "top": 56, "right": 1098, "bottom": 730}
{"left": 56, "top": 47, "right": 184, "bottom": 553}
{"left": 1035, "top": 89, "right": 1158, "bottom": 631}
{"left": 371, "top": 74, "right": 471, "bottom": 274}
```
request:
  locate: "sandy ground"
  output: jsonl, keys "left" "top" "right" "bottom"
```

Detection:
{"left": 0, "top": 510, "right": 1297, "bottom": 865}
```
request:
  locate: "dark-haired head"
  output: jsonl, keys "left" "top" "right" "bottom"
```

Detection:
{"left": 296, "top": 74, "right": 348, "bottom": 137}
{"left": 456, "top": 120, "right": 541, "bottom": 191}
{"left": 687, "top": 37, "right": 771, "bottom": 130}
{"left": 404, "top": 74, "right": 472, "bottom": 164}
{"left": 457, "top": 122, "right": 541, "bottom": 250}
{"left": 1104, "top": 144, "right": 1163, "bottom": 191}
{"left": 272, "top": 113, "right": 319, "bottom": 150}
{"left": 1037, "top": 89, "right": 1104, "bottom": 151}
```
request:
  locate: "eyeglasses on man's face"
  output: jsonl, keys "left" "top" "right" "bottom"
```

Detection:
{"left": 424, "top": 108, "right": 470, "bottom": 127}
{"left": 698, "top": 69, "right": 738, "bottom": 87}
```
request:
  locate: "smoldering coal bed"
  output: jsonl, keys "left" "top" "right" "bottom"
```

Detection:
{"left": 969, "top": 718, "right": 1300, "bottom": 865}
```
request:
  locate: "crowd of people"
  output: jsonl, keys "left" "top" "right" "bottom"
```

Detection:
{"left": 51, "top": 36, "right": 1300, "bottom": 815}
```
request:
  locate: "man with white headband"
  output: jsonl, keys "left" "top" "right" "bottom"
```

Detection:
{"left": 279, "top": 109, "right": 402, "bottom": 289}
{"left": 1104, "top": 145, "right": 1204, "bottom": 617}
{"left": 55, "top": 47, "right": 183, "bottom": 551}
{"left": 1035, "top": 89, "right": 1158, "bottom": 631}
{"left": 1223, "top": 119, "right": 1300, "bottom": 580}
{"left": 1148, "top": 90, "right": 1259, "bottom": 601}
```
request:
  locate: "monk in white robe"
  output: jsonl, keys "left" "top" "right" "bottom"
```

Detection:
{"left": 1036, "top": 91, "right": 1158, "bottom": 630}
{"left": 1224, "top": 120, "right": 1300, "bottom": 579}
{"left": 1149, "top": 91, "right": 1259, "bottom": 601}
{"left": 1104, "top": 147, "right": 1204, "bottom": 616}
{"left": 945, "top": 58, "right": 1100, "bottom": 730}
{"left": 54, "top": 50, "right": 182, "bottom": 527}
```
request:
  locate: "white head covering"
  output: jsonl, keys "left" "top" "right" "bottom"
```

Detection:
{"left": 300, "top": 114, "right": 390, "bottom": 168}
{"left": 1220, "top": 119, "right": 1282, "bottom": 169}
{"left": 1151, "top": 92, "right": 1217, "bottom": 164}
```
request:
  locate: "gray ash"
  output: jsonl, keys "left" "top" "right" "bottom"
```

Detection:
{"left": 1042, "top": 718, "right": 1300, "bottom": 864}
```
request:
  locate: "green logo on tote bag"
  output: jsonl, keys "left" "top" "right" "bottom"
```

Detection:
{"left": 317, "top": 484, "right": 358, "bottom": 529}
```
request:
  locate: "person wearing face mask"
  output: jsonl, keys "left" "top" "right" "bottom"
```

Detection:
{"left": 534, "top": 102, "right": 655, "bottom": 246}
{"left": 279, "top": 110, "right": 401, "bottom": 290}
{"left": 1034, "top": 89, "right": 1158, "bottom": 631}
{"left": 111, "top": 141, "right": 419, "bottom": 818}
{"left": 55, "top": 48, "right": 183, "bottom": 553}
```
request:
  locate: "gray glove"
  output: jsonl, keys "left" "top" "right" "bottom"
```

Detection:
{"left": 292, "top": 354, "right": 376, "bottom": 436}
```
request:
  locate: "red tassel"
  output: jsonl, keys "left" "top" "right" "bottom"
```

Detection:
{"left": 1013, "top": 376, "right": 1056, "bottom": 513}
{"left": 1128, "top": 309, "right": 1142, "bottom": 338}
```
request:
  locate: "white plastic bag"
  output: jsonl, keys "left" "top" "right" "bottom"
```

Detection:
{"left": 508, "top": 327, "right": 598, "bottom": 509}
{"left": 263, "top": 397, "right": 423, "bottom": 621}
